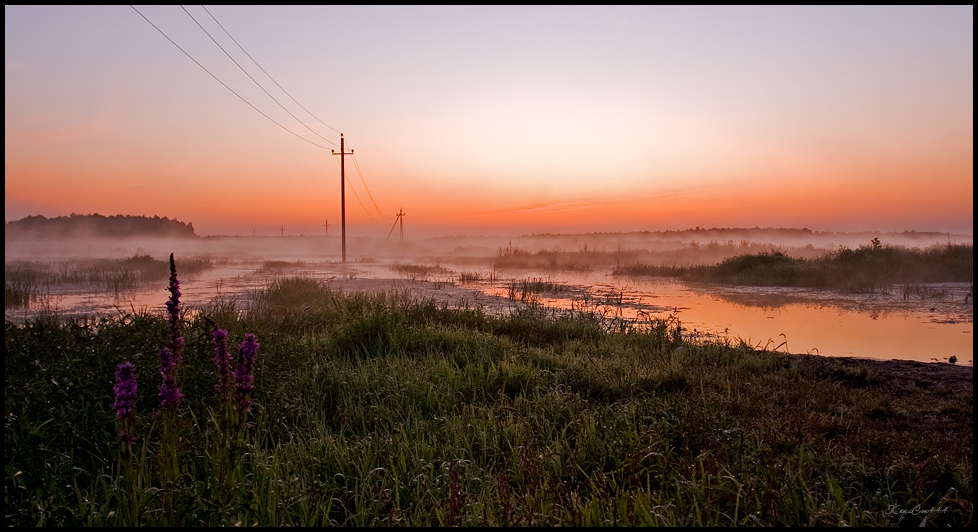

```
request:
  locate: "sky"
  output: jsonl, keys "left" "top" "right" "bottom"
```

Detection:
{"left": 4, "top": 5, "right": 973, "bottom": 238}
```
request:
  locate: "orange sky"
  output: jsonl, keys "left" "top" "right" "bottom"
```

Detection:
{"left": 5, "top": 6, "right": 973, "bottom": 237}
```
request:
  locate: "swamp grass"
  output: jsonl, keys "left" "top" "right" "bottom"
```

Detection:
{"left": 489, "top": 240, "right": 828, "bottom": 273}
{"left": 614, "top": 243, "right": 974, "bottom": 294}
{"left": 4, "top": 255, "right": 214, "bottom": 308}
{"left": 387, "top": 261, "right": 451, "bottom": 279}
{"left": 5, "top": 276, "right": 973, "bottom": 526}
{"left": 506, "top": 277, "right": 571, "bottom": 303}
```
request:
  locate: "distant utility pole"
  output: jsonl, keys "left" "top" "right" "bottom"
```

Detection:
{"left": 332, "top": 134, "right": 353, "bottom": 263}
{"left": 281, "top": 225, "right": 284, "bottom": 237}
{"left": 324, "top": 219, "right": 328, "bottom": 237}
{"left": 398, "top": 208, "right": 405, "bottom": 242}
{"left": 386, "top": 208, "right": 406, "bottom": 243}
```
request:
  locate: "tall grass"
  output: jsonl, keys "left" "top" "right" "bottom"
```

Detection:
{"left": 488, "top": 240, "right": 829, "bottom": 273}
{"left": 494, "top": 244, "right": 596, "bottom": 272}
{"left": 4, "top": 255, "right": 214, "bottom": 308}
{"left": 506, "top": 277, "right": 570, "bottom": 302}
{"left": 388, "top": 261, "right": 450, "bottom": 279}
{"left": 4, "top": 275, "right": 972, "bottom": 526}
{"left": 255, "top": 259, "right": 306, "bottom": 274}
{"left": 614, "top": 243, "right": 974, "bottom": 294}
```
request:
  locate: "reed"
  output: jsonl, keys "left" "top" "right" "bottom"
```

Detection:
{"left": 506, "top": 277, "right": 571, "bottom": 302}
{"left": 457, "top": 271, "right": 483, "bottom": 283}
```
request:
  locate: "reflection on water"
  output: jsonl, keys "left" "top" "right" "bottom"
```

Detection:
{"left": 6, "top": 261, "right": 972, "bottom": 365}
{"left": 476, "top": 270, "right": 972, "bottom": 365}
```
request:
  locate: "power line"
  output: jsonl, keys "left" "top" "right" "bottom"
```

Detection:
{"left": 134, "top": 6, "right": 396, "bottom": 233}
{"left": 179, "top": 5, "right": 339, "bottom": 148}
{"left": 350, "top": 151, "right": 391, "bottom": 221}
{"left": 201, "top": 5, "right": 344, "bottom": 136}
{"left": 194, "top": 7, "right": 393, "bottom": 223}
{"left": 130, "top": 5, "right": 334, "bottom": 150}
{"left": 332, "top": 156, "right": 382, "bottom": 224}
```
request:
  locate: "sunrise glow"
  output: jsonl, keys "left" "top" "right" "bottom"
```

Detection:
{"left": 5, "top": 5, "right": 973, "bottom": 237}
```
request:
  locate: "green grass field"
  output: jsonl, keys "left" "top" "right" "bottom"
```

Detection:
{"left": 4, "top": 271, "right": 972, "bottom": 526}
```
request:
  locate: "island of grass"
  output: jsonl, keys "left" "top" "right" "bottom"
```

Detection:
{"left": 614, "top": 241, "right": 973, "bottom": 294}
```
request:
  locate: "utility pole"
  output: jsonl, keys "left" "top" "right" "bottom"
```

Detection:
{"left": 386, "top": 208, "right": 406, "bottom": 243}
{"left": 332, "top": 134, "right": 353, "bottom": 263}
{"left": 398, "top": 208, "right": 405, "bottom": 242}
{"left": 324, "top": 219, "right": 328, "bottom": 237}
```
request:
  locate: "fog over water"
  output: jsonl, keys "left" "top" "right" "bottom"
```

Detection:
{"left": 4, "top": 227, "right": 971, "bottom": 261}
{"left": 5, "top": 228, "right": 973, "bottom": 365}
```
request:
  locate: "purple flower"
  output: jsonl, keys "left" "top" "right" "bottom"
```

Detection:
{"left": 158, "top": 347, "right": 184, "bottom": 410}
{"left": 113, "top": 361, "right": 138, "bottom": 445}
{"left": 166, "top": 253, "right": 183, "bottom": 360}
{"left": 212, "top": 328, "right": 233, "bottom": 403}
{"left": 113, "top": 362, "right": 138, "bottom": 417}
{"left": 234, "top": 334, "right": 260, "bottom": 414}
{"left": 117, "top": 429, "right": 137, "bottom": 446}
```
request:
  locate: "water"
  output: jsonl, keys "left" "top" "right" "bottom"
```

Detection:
{"left": 6, "top": 260, "right": 972, "bottom": 365}
{"left": 477, "top": 269, "right": 972, "bottom": 365}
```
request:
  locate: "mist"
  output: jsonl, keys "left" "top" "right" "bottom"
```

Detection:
{"left": 5, "top": 222, "right": 972, "bottom": 366}
{"left": 4, "top": 226, "right": 972, "bottom": 267}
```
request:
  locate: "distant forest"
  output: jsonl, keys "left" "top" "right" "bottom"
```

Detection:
{"left": 5, "top": 214, "right": 197, "bottom": 239}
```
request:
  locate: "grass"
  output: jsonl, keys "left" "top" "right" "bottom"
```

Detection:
{"left": 902, "top": 283, "right": 951, "bottom": 302}
{"left": 486, "top": 240, "right": 830, "bottom": 273}
{"left": 255, "top": 260, "right": 306, "bottom": 274}
{"left": 494, "top": 245, "right": 596, "bottom": 272}
{"left": 4, "top": 254, "right": 214, "bottom": 308}
{"left": 506, "top": 277, "right": 571, "bottom": 302}
{"left": 4, "top": 274, "right": 973, "bottom": 526}
{"left": 457, "top": 270, "right": 491, "bottom": 284}
{"left": 614, "top": 243, "right": 973, "bottom": 294}
{"left": 387, "top": 261, "right": 450, "bottom": 279}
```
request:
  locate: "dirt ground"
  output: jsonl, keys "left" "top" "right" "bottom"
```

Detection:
{"left": 787, "top": 353, "right": 974, "bottom": 395}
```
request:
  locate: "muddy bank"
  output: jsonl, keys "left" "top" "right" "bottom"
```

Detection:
{"left": 786, "top": 352, "right": 973, "bottom": 395}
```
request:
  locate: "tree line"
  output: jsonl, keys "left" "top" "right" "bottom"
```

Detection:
{"left": 5, "top": 214, "right": 197, "bottom": 239}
